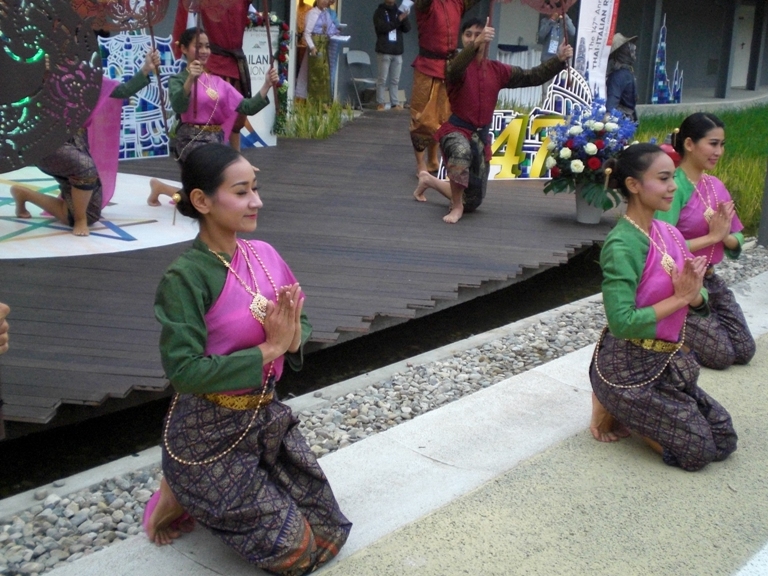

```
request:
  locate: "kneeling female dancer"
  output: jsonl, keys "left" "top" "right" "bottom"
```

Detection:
{"left": 654, "top": 112, "right": 755, "bottom": 369}
{"left": 146, "top": 144, "right": 351, "bottom": 574}
{"left": 589, "top": 143, "right": 737, "bottom": 472}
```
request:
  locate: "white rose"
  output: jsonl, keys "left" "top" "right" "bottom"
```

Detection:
{"left": 583, "top": 142, "right": 598, "bottom": 155}
{"left": 570, "top": 159, "right": 585, "bottom": 173}
{"left": 584, "top": 120, "right": 594, "bottom": 129}
{"left": 545, "top": 156, "right": 558, "bottom": 169}
{"left": 546, "top": 141, "right": 557, "bottom": 151}
{"left": 568, "top": 126, "right": 583, "bottom": 135}
{"left": 604, "top": 122, "right": 619, "bottom": 132}
{"left": 591, "top": 122, "right": 605, "bottom": 131}
{"left": 559, "top": 148, "right": 572, "bottom": 159}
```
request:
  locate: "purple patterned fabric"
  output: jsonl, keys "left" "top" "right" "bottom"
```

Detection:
{"left": 590, "top": 331, "right": 737, "bottom": 471}
{"left": 677, "top": 175, "right": 743, "bottom": 265}
{"left": 163, "top": 396, "right": 351, "bottom": 575}
{"left": 36, "top": 129, "right": 102, "bottom": 226}
{"left": 635, "top": 221, "right": 690, "bottom": 341}
{"left": 172, "top": 123, "right": 226, "bottom": 163}
{"left": 685, "top": 271, "right": 756, "bottom": 370}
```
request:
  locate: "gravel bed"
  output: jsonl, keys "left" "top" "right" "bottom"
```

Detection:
{"left": 2, "top": 241, "right": 766, "bottom": 575}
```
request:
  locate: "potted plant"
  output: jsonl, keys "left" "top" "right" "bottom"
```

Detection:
{"left": 542, "top": 98, "right": 637, "bottom": 223}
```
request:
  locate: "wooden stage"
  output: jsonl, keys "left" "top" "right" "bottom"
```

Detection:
{"left": 0, "top": 111, "right": 612, "bottom": 432}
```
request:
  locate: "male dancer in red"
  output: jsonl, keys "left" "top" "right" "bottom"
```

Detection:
{"left": 409, "top": 0, "right": 482, "bottom": 176}
{"left": 413, "top": 18, "right": 571, "bottom": 223}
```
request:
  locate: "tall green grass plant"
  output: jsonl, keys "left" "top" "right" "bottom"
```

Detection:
{"left": 278, "top": 100, "right": 355, "bottom": 139}
{"left": 636, "top": 105, "right": 768, "bottom": 234}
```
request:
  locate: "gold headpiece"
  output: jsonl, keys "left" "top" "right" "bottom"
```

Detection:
{"left": 172, "top": 193, "right": 182, "bottom": 226}
{"left": 603, "top": 167, "right": 613, "bottom": 190}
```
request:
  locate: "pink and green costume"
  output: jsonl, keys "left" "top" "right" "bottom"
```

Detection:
{"left": 590, "top": 218, "right": 737, "bottom": 471}
{"left": 155, "top": 237, "right": 351, "bottom": 575}
{"left": 654, "top": 169, "right": 755, "bottom": 369}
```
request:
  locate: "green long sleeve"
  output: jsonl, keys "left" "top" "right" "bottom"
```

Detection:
{"left": 109, "top": 71, "right": 151, "bottom": 99}
{"left": 155, "top": 237, "right": 311, "bottom": 394}
{"left": 600, "top": 220, "right": 659, "bottom": 340}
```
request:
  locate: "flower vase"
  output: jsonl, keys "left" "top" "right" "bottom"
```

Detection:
{"left": 574, "top": 186, "right": 603, "bottom": 224}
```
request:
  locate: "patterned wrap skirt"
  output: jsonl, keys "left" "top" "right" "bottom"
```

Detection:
{"left": 439, "top": 130, "right": 490, "bottom": 213}
{"left": 162, "top": 394, "right": 352, "bottom": 576}
{"left": 308, "top": 35, "right": 332, "bottom": 105}
{"left": 409, "top": 69, "right": 450, "bottom": 152}
{"left": 685, "top": 270, "right": 756, "bottom": 370}
{"left": 36, "top": 129, "right": 102, "bottom": 226}
{"left": 590, "top": 331, "right": 737, "bottom": 471}
{"left": 173, "top": 123, "right": 226, "bottom": 163}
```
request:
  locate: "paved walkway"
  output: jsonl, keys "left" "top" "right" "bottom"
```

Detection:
{"left": 6, "top": 272, "right": 765, "bottom": 576}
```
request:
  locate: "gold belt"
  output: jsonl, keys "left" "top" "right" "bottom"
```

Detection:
{"left": 190, "top": 124, "right": 222, "bottom": 133}
{"left": 627, "top": 338, "right": 681, "bottom": 353}
{"left": 199, "top": 391, "right": 274, "bottom": 410}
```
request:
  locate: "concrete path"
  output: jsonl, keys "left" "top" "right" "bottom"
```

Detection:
{"left": 34, "top": 271, "right": 768, "bottom": 576}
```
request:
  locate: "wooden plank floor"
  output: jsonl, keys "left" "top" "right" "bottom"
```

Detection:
{"left": 0, "top": 111, "right": 612, "bottom": 426}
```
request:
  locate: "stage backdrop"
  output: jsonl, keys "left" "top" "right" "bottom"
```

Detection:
{"left": 574, "top": 0, "right": 621, "bottom": 98}
{"left": 241, "top": 27, "right": 280, "bottom": 149}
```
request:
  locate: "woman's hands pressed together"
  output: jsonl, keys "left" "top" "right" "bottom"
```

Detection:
{"left": 261, "top": 283, "right": 304, "bottom": 362}
{"left": 672, "top": 255, "right": 707, "bottom": 307}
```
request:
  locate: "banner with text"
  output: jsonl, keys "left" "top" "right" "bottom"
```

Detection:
{"left": 242, "top": 28, "right": 279, "bottom": 148}
{"left": 573, "top": 0, "right": 621, "bottom": 98}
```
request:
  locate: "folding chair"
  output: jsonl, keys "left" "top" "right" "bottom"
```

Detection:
{"left": 346, "top": 50, "right": 377, "bottom": 110}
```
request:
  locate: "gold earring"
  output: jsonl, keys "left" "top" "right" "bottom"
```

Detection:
{"left": 671, "top": 127, "right": 680, "bottom": 149}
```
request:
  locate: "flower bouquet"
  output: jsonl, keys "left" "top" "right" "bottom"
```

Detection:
{"left": 543, "top": 99, "right": 637, "bottom": 209}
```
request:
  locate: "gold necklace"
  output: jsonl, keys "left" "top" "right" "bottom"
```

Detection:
{"left": 697, "top": 175, "right": 717, "bottom": 222}
{"left": 665, "top": 219, "right": 716, "bottom": 266}
{"left": 623, "top": 215, "right": 675, "bottom": 276}
{"left": 682, "top": 171, "right": 715, "bottom": 222}
{"left": 163, "top": 363, "right": 275, "bottom": 466}
{"left": 198, "top": 72, "right": 219, "bottom": 100}
{"left": 208, "top": 241, "right": 278, "bottom": 324}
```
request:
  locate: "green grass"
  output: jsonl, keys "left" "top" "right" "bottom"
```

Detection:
{"left": 277, "top": 99, "right": 355, "bottom": 139}
{"left": 636, "top": 105, "right": 768, "bottom": 234}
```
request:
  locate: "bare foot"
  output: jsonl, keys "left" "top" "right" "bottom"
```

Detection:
{"left": 145, "top": 478, "right": 186, "bottom": 546}
{"left": 72, "top": 220, "right": 90, "bottom": 237}
{"left": 443, "top": 204, "right": 464, "bottom": 224}
{"left": 10, "top": 186, "right": 32, "bottom": 218}
{"left": 147, "top": 178, "right": 164, "bottom": 207}
{"left": 413, "top": 171, "right": 432, "bottom": 202}
{"left": 589, "top": 392, "right": 629, "bottom": 442}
